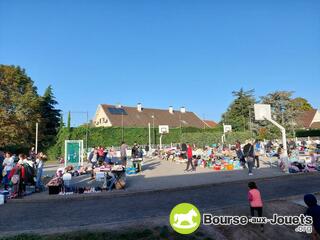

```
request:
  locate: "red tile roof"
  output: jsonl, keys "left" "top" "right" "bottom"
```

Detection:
{"left": 203, "top": 120, "right": 218, "bottom": 128}
{"left": 296, "top": 109, "right": 317, "bottom": 128}
{"left": 101, "top": 104, "right": 206, "bottom": 128}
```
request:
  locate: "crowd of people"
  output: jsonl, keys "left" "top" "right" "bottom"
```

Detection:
{"left": 159, "top": 138, "right": 320, "bottom": 176}
{"left": 87, "top": 141, "right": 145, "bottom": 179}
{"left": 0, "top": 147, "right": 46, "bottom": 198}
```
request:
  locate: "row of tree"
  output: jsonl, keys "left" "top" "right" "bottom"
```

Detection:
{"left": 0, "top": 65, "right": 61, "bottom": 152}
{"left": 221, "top": 88, "right": 313, "bottom": 139}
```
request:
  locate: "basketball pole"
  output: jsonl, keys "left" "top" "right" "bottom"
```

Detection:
{"left": 148, "top": 122, "right": 151, "bottom": 151}
{"left": 160, "top": 134, "right": 163, "bottom": 150}
{"left": 265, "top": 117, "right": 287, "bottom": 156}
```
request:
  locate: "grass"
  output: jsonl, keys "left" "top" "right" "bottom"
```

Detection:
{"left": 0, "top": 227, "right": 213, "bottom": 240}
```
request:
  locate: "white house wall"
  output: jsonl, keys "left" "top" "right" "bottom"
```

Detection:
{"left": 94, "top": 105, "right": 112, "bottom": 127}
{"left": 311, "top": 110, "right": 320, "bottom": 124}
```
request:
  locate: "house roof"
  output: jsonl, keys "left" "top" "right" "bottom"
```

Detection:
{"left": 100, "top": 104, "right": 206, "bottom": 128}
{"left": 203, "top": 120, "right": 218, "bottom": 128}
{"left": 296, "top": 109, "right": 317, "bottom": 128}
{"left": 310, "top": 122, "right": 320, "bottom": 129}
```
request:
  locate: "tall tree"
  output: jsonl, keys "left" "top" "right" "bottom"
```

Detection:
{"left": 221, "top": 88, "right": 256, "bottom": 131}
{"left": 290, "top": 97, "right": 313, "bottom": 112}
{"left": 260, "top": 91, "right": 302, "bottom": 137}
{"left": 67, "top": 111, "right": 71, "bottom": 139}
{"left": 0, "top": 65, "right": 41, "bottom": 150}
{"left": 39, "top": 85, "right": 61, "bottom": 149}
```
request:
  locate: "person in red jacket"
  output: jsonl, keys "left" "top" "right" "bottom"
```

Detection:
{"left": 248, "top": 181, "right": 264, "bottom": 232}
{"left": 184, "top": 143, "right": 195, "bottom": 172}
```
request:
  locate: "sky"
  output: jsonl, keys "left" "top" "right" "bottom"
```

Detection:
{"left": 1, "top": 0, "right": 319, "bottom": 126}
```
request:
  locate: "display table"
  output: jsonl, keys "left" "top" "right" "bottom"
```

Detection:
{"left": 96, "top": 165, "right": 126, "bottom": 191}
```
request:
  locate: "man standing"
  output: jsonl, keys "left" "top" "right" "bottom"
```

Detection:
{"left": 88, "top": 148, "right": 98, "bottom": 179}
{"left": 181, "top": 142, "right": 187, "bottom": 159}
{"left": 120, "top": 141, "right": 128, "bottom": 167}
{"left": 184, "top": 143, "right": 195, "bottom": 172}
{"left": 243, "top": 140, "right": 254, "bottom": 176}
{"left": 254, "top": 140, "right": 261, "bottom": 168}
{"left": 235, "top": 140, "right": 246, "bottom": 168}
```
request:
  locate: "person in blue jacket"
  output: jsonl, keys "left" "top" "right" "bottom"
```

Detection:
{"left": 304, "top": 194, "right": 320, "bottom": 239}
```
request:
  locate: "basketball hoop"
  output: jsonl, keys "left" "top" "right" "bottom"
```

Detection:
{"left": 159, "top": 125, "right": 169, "bottom": 149}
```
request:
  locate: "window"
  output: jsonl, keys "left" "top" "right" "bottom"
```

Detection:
{"left": 108, "top": 107, "right": 128, "bottom": 115}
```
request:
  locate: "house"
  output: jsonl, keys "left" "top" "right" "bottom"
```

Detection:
{"left": 203, "top": 120, "right": 218, "bottom": 128}
{"left": 296, "top": 109, "right": 320, "bottom": 129}
{"left": 93, "top": 103, "right": 207, "bottom": 128}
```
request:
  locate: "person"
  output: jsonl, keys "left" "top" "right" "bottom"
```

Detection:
{"left": 145, "top": 145, "right": 150, "bottom": 157}
{"left": 243, "top": 140, "right": 254, "bottom": 176}
{"left": 29, "top": 147, "right": 37, "bottom": 161}
{"left": 0, "top": 151, "right": 4, "bottom": 183}
{"left": 18, "top": 154, "right": 34, "bottom": 168}
{"left": 2, "top": 152, "right": 14, "bottom": 189}
{"left": 254, "top": 140, "right": 261, "bottom": 168}
{"left": 181, "top": 142, "right": 187, "bottom": 159}
{"left": 131, "top": 142, "right": 138, "bottom": 158}
{"left": 304, "top": 194, "right": 320, "bottom": 239}
{"left": 266, "top": 140, "right": 273, "bottom": 153}
{"left": 97, "top": 146, "right": 105, "bottom": 165}
{"left": 120, "top": 141, "right": 128, "bottom": 166}
{"left": 35, "top": 153, "right": 46, "bottom": 192}
{"left": 248, "top": 182, "right": 264, "bottom": 232}
{"left": 184, "top": 143, "right": 195, "bottom": 172}
{"left": 88, "top": 149, "right": 98, "bottom": 179}
{"left": 235, "top": 140, "right": 246, "bottom": 168}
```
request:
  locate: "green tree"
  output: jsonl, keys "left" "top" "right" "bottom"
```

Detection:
{"left": 67, "top": 111, "right": 71, "bottom": 139}
{"left": 260, "top": 91, "right": 301, "bottom": 137}
{"left": 39, "top": 85, "right": 61, "bottom": 149}
{"left": 291, "top": 97, "right": 313, "bottom": 111}
{"left": 0, "top": 65, "right": 41, "bottom": 150}
{"left": 221, "top": 88, "right": 256, "bottom": 131}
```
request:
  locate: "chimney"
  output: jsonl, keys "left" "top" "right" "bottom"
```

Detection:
{"left": 180, "top": 106, "right": 186, "bottom": 113}
{"left": 169, "top": 106, "right": 174, "bottom": 114}
{"left": 137, "top": 103, "right": 142, "bottom": 112}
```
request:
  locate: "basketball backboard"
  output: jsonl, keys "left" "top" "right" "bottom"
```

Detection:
{"left": 254, "top": 104, "right": 271, "bottom": 120}
{"left": 223, "top": 125, "right": 232, "bottom": 133}
{"left": 159, "top": 125, "right": 169, "bottom": 134}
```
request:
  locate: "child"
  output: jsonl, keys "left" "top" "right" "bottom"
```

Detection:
{"left": 304, "top": 194, "right": 320, "bottom": 239}
{"left": 248, "top": 181, "right": 264, "bottom": 232}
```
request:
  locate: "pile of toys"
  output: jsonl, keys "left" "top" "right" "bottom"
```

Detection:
{"left": 197, "top": 156, "right": 242, "bottom": 171}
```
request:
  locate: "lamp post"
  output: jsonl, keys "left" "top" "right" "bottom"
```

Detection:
{"left": 35, "top": 122, "right": 39, "bottom": 154}
{"left": 151, "top": 114, "right": 155, "bottom": 148}
{"left": 121, "top": 111, "right": 124, "bottom": 142}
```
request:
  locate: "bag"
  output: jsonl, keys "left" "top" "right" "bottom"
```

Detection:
{"left": 246, "top": 157, "right": 254, "bottom": 162}
{"left": 11, "top": 174, "right": 20, "bottom": 184}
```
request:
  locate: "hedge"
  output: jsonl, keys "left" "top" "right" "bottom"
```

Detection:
{"left": 296, "top": 129, "right": 320, "bottom": 137}
{"left": 181, "top": 131, "right": 252, "bottom": 147}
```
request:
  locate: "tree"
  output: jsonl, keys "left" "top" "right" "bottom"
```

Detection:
{"left": 0, "top": 65, "right": 41, "bottom": 150}
{"left": 67, "top": 111, "right": 71, "bottom": 139}
{"left": 260, "top": 91, "right": 302, "bottom": 137}
{"left": 221, "top": 88, "right": 256, "bottom": 131}
{"left": 291, "top": 97, "right": 313, "bottom": 112}
{"left": 39, "top": 85, "right": 61, "bottom": 149}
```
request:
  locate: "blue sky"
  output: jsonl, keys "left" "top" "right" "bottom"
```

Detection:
{"left": 1, "top": 0, "right": 319, "bottom": 126}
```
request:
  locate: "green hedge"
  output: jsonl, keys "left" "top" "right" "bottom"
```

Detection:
{"left": 47, "top": 126, "right": 253, "bottom": 160}
{"left": 296, "top": 129, "right": 320, "bottom": 137}
{"left": 181, "top": 131, "right": 252, "bottom": 147}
